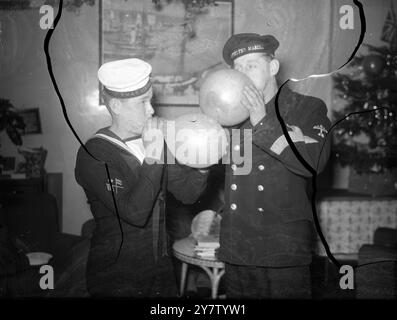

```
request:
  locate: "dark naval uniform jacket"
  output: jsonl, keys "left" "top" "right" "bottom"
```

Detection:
{"left": 75, "top": 128, "right": 208, "bottom": 297}
{"left": 218, "top": 86, "right": 332, "bottom": 267}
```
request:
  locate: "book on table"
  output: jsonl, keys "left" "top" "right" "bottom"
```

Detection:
{"left": 194, "top": 235, "right": 220, "bottom": 258}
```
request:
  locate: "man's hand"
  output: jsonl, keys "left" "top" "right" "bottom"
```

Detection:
{"left": 241, "top": 85, "right": 267, "bottom": 127}
{"left": 143, "top": 116, "right": 168, "bottom": 137}
{"left": 142, "top": 117, "right": 167, "bottom": 164}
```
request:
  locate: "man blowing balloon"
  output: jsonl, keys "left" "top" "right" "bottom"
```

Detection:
{"left": 75, "top": 58, "right": 209, "bottom": 297}
{"left": 216, "top": 34, "right": 332, "bottom": 298}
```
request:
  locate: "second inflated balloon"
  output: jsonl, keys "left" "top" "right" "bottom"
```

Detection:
{"left": 199, "top": 69, "right": 253, "bottom": 126}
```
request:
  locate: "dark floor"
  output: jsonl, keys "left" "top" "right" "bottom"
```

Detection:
{"left": 311, "top": 255, "right": 357, "bottom": 299}
{"left": 3, "top": 255, "right": 360, "bottom": 298}
{"left": 182, "top": 255, "right": 358, "bottom": 299}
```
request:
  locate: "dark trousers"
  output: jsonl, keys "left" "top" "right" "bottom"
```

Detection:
{"left": 224, "top": 263, "right": 311, "bottom": 299}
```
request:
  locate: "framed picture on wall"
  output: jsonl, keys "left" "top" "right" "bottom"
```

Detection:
{"left": 18, "top": 108, "right": 42, "bottom": 135}
{"left": 99, "top": 0, "right": 234, "bottom": 106}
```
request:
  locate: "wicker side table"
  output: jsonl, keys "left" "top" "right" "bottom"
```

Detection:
{"left": 172, "top": 236, "right": 225, "bottom": 299}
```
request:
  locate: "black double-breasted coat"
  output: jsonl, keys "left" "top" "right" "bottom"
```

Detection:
{"left": 218, "top": 86, "right": 332, "bottom": 267}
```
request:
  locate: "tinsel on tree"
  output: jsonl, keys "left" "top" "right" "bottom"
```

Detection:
{"left": 332, "top": 2, "right": 397, "bottom": 174}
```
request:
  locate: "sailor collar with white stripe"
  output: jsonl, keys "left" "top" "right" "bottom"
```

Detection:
{"left": 90, "top": 128, "right": 146, "bottom": 164}
{"left": 95, "top": 128, "right": 142, "bottom": 143}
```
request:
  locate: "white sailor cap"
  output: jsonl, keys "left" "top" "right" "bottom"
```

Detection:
{"left": 98, "top": 58, "right": 152, "bottom": 99}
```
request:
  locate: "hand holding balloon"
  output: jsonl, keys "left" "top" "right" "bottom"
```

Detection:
{"left": 241, "top": 84, "right": 267, "bottom": 127}
{"left": 166, "top": 113, "right": 228, "bottom": 169}
{"left": 142, "top": 117, "right": 166, "bottom": 163}
{"left": 199, "top": 69, "right": 253, "bottom": 126}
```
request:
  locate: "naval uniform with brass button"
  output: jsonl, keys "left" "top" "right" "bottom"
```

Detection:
{"left": 218, "top": 85, "right": 331, "bottom": 269}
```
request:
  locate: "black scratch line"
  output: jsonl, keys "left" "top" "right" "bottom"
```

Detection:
{"left": 315, "top": 107, "right": 390, "bottom": 270}
{"left": 43, "top": 0, "right": 124, "bottom": 264}
{"left": 274, "top": 0, "right": 366, "bottom": 270}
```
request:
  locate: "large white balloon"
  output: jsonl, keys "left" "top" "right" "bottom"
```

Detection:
{"left": 166, "top": 113, "right": 228, "bottom": 168}
{"left": 199, "top": 69, "right": 253, "bottom": 126}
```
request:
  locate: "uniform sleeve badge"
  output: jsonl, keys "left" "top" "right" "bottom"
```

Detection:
{"left": 313, "top": 125, "right": 328, "bottom": 138}
{"left": 106, "top": 178, "right": 124, "bottom": 194}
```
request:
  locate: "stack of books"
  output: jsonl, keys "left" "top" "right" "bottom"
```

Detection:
{"left": 194, "top": 235, "right": 220, "bottom": 259}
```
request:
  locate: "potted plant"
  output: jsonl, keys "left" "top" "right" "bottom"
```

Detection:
{"left": 0, "top": 98, "right": 25, "bottom": 175}
{"left": 0, "top": 98, "right": 25, "bottom": 148}
{"left": 1, "top": 99, "right": 48, "bottom": 178}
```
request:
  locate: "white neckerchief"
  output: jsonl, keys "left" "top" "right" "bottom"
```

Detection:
{"left": 125, "top": 138, "right": 146, "bottom": 164}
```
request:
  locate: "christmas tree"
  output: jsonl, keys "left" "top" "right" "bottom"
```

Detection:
{"left": 332, "top": 2, "right": 397, "bottom": 175}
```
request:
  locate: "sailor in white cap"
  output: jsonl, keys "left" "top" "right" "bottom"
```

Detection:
{"left": 75, "top": 58, "right": 209, "bottom": 297}
{"left": 98, "top": 58, "right": 155, "bottom": 141}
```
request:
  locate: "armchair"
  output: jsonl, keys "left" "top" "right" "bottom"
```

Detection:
{"left": 0, "top": 192, "right": 84, "bottom": 297}
{"left": 356, "top": 228, "right": 397, "bottom": 299}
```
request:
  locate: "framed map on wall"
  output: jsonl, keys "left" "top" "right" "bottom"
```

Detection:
{"left": 99, "top": 0, "right": 234, "bottom": 106}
